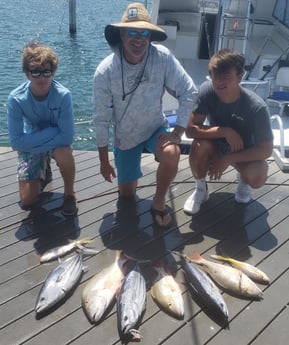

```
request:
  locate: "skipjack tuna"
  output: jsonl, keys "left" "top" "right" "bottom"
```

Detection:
{"left": 210, "top": 254, "right": 270, "bottom": 284}
{"left": 187, "top": 252, "right": 263, "bottom": 300}
{"left": 117, "top": 263, "right": 146, "bottom": 341}
{"left": 35, "top": 253, "right": 83, "bottom": 314}
{"left": 178, "top": 253, "right": 229, "bottom": 324}
{"left": 82, "top": 251, "right": 129, "bottom": 324}
{"left": 40, "top": 237, "right": 98, "bottom": 263}
{"left": 150, "top": 261, "right": 184, "bottom": 320}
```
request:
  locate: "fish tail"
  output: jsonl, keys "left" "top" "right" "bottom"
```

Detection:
{"left": 76, "top": 237, "right": 95, "bottom": 245}
{"left": 188, "top": 251, "right": 202, "bottom": 262}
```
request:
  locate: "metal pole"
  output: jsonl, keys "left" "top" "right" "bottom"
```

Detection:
{"left": 69, "top": 0, "right": 76, "bottom": 34}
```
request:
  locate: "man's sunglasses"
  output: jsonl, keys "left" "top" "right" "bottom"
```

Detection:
{"left": 126, "top": 29, "right": 151, "bottom": 38}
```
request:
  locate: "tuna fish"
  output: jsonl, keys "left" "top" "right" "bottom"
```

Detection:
{"left": 210, "top": 254, "right": 270, "bottom": 284}
{"left": 35, "top": 253, "right": 83, "bottom": 314}
{"left": 117, "top": 263, "right": 146, "bottom": 341}
{"left": 82, "top": 251, "right": 129, "bottom": 324}
{"left": 187, "top": 252, "right": 263, "bottom": 300}
{"left": 40, "top": 237, "right": 97, "bottom": 263}
{"left": 150, "top": 262, "right": 184, "bottom": 320}
{"left": 179, "top": 254, "right": 229, "bottom": 324}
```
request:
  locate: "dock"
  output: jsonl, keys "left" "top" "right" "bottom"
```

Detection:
{"left": 1, "top": 147, "right": 289, "bottom": 345}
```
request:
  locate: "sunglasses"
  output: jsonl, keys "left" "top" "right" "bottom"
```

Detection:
{"left": 29, "top": 69, "right": 53, "bottom": 78}
{"left": 126, "top": 29, "right": 151, "bottom": 38}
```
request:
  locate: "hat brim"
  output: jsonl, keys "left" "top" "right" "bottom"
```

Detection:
{"left": 105, "top": 23, "right": 167, "bottom": 46}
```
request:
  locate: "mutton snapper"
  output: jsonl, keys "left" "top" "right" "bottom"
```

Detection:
{"left": 82, "top": 251, "right": 129, "bottom": 324}
{"left": 150, "top": 262, "right": 184, "bottom": 320}
{"left": 179, "top": 254, "right": 229, "bottom": 324}
{"left": 210, "top": 254, "right": 270, "bottom": 284}
{"left": 188, "top": 252, "right": 263, "bottom": 300}
{"left": 117, "top": 263, "right": 146, "bottom": 341}
{"left": 40, "top": 237, "right": 97, "bottom": 263}
{"left": 35, "top": 253, "right": 83, "bottom": 314}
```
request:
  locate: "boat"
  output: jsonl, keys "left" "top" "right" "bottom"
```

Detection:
{"left": 150, "top": 0, "right": 289, "bottom": 171}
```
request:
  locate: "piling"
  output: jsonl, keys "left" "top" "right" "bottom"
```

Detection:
{"left": 69, "top": 0, "right": 76, "bottom": 34}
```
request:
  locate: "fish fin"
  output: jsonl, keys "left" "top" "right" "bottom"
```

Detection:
{"left": 76, "top": 244, "right": 99, "bottom": 255}
{"left": 188, "top": 251, "right": 202, "bottom": 262}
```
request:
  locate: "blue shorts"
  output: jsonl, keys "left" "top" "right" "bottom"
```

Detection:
{"left": 114, "top": 126, "right": 169, "bottom": 184}
{"left": 17, "top": 151, "right": 51, "bottom": 181}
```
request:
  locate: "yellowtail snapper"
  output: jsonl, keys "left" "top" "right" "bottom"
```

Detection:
{"left": 81, "top": 250, "right": 129, "bottom": 324}
{"left": 40, "top": 237, "right": 98, "bottom": 263}
{"left": 210, "top": 254, "right": 270, "bottom": 284}
{"left": 150, "top": 261, "right": 184, "bottom": 320}
{"left": 188, "top": 252, "right": 263, "bottom": 300}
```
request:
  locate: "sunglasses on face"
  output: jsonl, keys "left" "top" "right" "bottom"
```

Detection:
{"left": 126, "top": 29, "right": 151, "bottom": 38}
{"left": 29, "top": 69, "right": 53, "bottom": 78}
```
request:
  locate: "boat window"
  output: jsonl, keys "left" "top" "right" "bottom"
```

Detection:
{"left": 273, "top": 0, "right": 289, "bottom": 29}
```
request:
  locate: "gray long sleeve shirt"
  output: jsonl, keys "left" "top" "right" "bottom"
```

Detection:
{"left": 93, "top": 43, "right": 197, "bottom": 150}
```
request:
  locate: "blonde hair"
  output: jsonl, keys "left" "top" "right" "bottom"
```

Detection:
{"left": 22, "top": 40, "right": 58, "bottom": 73}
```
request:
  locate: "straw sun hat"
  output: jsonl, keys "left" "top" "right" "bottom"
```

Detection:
{"left": 104, "top": 2, "right": 167, "bottom": 45}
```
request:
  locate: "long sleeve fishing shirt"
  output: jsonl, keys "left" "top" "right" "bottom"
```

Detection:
{"left": 93, "top": 43, "right": 197, "bottom": 150}
{"left": 7, "top": 80, "right": 74, "bottom": 154}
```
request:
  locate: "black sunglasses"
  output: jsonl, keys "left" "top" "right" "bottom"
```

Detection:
{"left": 29, "top": 69, "right": 53, "bottom": 78}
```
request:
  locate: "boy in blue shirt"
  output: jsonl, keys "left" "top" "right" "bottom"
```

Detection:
{"left": 7, "top": 41, "right": 77, "bottom": 216}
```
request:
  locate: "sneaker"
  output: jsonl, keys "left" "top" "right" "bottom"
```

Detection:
{"left": 62, "top": 195, "right": 78, "bottom": 216}
{"left": 235, "top": 175, "right": 251, "bottom": 204}
{"left": 183, "top": 187, "right": 209, "bottom": 215}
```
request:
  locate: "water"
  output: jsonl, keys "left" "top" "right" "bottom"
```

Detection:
{"left": 0, "top": 0, "right": 152, "bottom": 151}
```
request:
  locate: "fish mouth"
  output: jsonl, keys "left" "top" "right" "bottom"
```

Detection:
{"left": 35, "top": 304, "right": 46, "bottom": 314}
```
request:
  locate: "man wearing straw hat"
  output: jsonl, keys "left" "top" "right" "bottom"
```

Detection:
{"left": 93, "top": 2, "right": 197, "bottom": 228}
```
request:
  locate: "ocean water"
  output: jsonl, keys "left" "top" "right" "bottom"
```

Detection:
{"left": 0, "top": 0, "right": 152, "bottom": 151}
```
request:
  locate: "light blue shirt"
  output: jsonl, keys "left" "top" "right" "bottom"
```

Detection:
{"left": 7, "top": 80, "right": 74, "bottom": 154}
{"left": 93, "top": 43, "right": 198, "bottom": 150}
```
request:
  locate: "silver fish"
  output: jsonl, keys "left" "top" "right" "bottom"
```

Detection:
{"left": 210, "top": 254, "right": 270, "bottom": 285}
{"left": 35, "top": 253, "right": 83, "bottom": 314}
{"left": 188, "top": 252, "right": 263, "bottom": 300}
{"left": 117, "top": 263, "right": 146, "bottom": 341}
{"left": 82, "top": 251, "right": 129, "bottom": 323}
{"left": 40, "top": 237, "right": 97, "bottom": 263}
{"left": 180, "top": 255, "right": 229, "bottom": 324}
{"left": 150, "top": 262, "right": 184, "bottom": 320}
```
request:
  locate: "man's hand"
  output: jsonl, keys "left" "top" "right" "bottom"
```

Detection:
{"left": 157, "top": 131, "right": 181, "bottom": 149}
{"left": 208, "top": 155, "right": 230, "bottom": 180}
{"left": 100, "top": 162, "right": 116, "bottom": 182}
{"left": 224, "top": 127, "right": 244, "bottom": 152}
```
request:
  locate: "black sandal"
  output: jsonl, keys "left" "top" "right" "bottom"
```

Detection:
{"left": 150, "top": 206, "right": 171, "bottom": 228}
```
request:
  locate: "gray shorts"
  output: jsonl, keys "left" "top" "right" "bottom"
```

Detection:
{"left": 17, "top": 151, "right": 52, "bottom": 181}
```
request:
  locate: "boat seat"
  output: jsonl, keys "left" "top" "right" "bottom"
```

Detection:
{"left": 266, "top": 67, "right": 289, "bottom": 116}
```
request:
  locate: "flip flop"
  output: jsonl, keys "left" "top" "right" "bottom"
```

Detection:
{"left": 150, "top": 206, "right": 171, "bottom": 228}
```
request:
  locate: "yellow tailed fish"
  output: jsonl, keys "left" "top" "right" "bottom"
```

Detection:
{"left": 150, "top": 261, "right": 184, "bottom": 320}
{"left": 210, "top": 254, "right": 270, "bottom": 285}
{"left": 40, "top": 237, "right": 97, "bottom": 263}
{"left": 187, "top": 251, "right": 263, "bottom": 300}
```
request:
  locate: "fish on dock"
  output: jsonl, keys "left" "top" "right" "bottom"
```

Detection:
{"left": 210, "top": 254, "right": 270, "bottom": 284}
{"left": 81, "top": 250, "right": 129, "bottom": 324}
{"left": 150, "top": 261, "right": 184, "bottom": 320}
{"left": 40, "top": 237, "right": 97, "bottom": 263}
{"left": 186, "top": 252, "right": 263, "bottom": 300}
{"left": 117, "top": 263, "right": 146, "bottom": 341}
{"left": 179, "top": 253, "right": 229, "bottom": 324}
{"left": 35, "top": 253, "right": 84, "bottom": 314}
